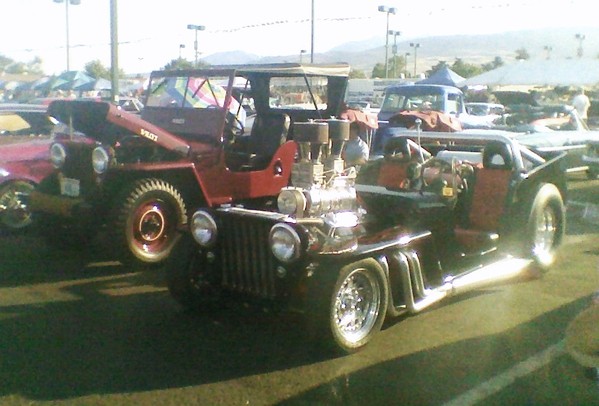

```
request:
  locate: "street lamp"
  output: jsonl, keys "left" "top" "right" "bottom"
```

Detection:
{"left": 388, "top": 30, "right": 401, "bottom": 78}
{"left": 410, "top": 42, "right": 420, "bottom": 78}
{"left": 53, "top": 0, "right": 81, "bottom": 72}
{"left": 575, "top": 33, "right": 585, "bottom": 58}
{"left": 179, "top": 44, "right": 186, "bottom": 59}
{"left": 187, "top": 24, "right": 206, "bottom": 67}
{"left": 300, "top": 49, "right": 307, "bottom": 64}
{"left": 404, "top": 52, "right": 410, "bottom": 78}
{"left": 378, "top": 5, "right": 397, "bottom": 78}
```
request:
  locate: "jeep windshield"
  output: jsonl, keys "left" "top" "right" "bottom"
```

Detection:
{"left": 143, "top": 71, "right": 243, "bottom": 143}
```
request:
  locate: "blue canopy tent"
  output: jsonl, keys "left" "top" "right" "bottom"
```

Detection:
{"left": 416, "top": 66, "right": 465, "bottom": 88}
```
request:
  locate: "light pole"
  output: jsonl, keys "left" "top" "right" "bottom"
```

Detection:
{"left": 187, "top": 24, "right": 205, "bottom": 67}
{"left": 110, "top": 0, "right": 118, "bottom": 103}
{"left": 410, "top": 42, "right": 420, "bottom": 78}
{"left": 300, "top": 49, "right": 307, "bottom": 64}
{"left": 388, "top": 30, "right": 401, "bottom": 78}
{"left": 404, "top": 52, "right": 410, "bottom": 77}
{"left": 575, "top": 33, "right": 585, "bottom": 58}
{"left": 53, "top": 0, "right": 81, "bottom": 72}
{"left": 378, "top": 5, "right": 397, "bottom": 78}
{"left": 179, "top": 44, "right": 186, "bottom": 59}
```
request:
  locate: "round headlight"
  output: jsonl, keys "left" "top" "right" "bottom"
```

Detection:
{"left": 190, "top": 210, "right": 217, "bottom": 247}
{"left": 270, "top": 223, "right": 301, "bottom": 263}
{"left": 50, "top": 143, "right": 67, "bottom": 169}
{"left": 277, "top": 188, "right": 307, "bottom": 216}
{"left": 92, "top": 147, "right": 110, "bottom": 174}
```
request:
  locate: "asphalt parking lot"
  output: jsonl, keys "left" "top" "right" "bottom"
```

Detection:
{"left": 0, "top": 175, "right": 597, "bottom": 405}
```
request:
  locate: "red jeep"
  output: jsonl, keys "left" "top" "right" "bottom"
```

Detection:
{"left": 29, "top": 63, "right": 352, "bottom": 265}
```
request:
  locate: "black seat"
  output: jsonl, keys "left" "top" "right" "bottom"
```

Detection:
{"left": 225, "top": 112, "right": 290, "bottom": 171}
{"left": 248, "top": 112, "right": 290, "bottom": 157}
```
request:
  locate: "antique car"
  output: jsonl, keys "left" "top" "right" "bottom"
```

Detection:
{"left": 0, "top": 104, "right": 70, "bottom": 231}
{"left": 375, "top": 104, "right": 599, "bottom": 178}
{"left": 165, "top": 120, "right": 567, "bottom": 354}
{"left": 29, "top": 63, "right": 353, "bottom": 265}
{"left": 503, "top": 105, "right": 599, "bottom": 178}
{"left": 465, "top": 102, "right": 505, "bottom": 128}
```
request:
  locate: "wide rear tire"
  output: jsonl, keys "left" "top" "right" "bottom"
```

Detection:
{"left": 522, "top": 183, "right": 565, "bottom": 271}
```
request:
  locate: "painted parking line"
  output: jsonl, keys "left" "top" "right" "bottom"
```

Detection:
{"left": 442, "top": 340, "right": 565, "bottom": 406}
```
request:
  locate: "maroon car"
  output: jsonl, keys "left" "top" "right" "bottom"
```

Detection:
{"left": 0, "top": 104, "right": 75, "bottom": 231}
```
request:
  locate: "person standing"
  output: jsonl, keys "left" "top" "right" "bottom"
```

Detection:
{"left": 572, "top": 88, "right": 591, "bottom": 122}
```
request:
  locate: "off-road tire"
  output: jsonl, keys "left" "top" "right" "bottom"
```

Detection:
{"left": 112, "top": 178, "right": 186, "bottom": 267}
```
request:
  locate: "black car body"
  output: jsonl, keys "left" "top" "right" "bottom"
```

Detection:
{"left": 166, "top": 121, "right": 567, "bottom": 354}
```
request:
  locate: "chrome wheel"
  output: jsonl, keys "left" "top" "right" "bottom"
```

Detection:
{"left": 0, "top": 181, "right": 35, "bottom": 230}
{"left": 333, "top": 267, "right": 382, "bottom": 345}
{"left": 532, "top": 205, "right": 557, "bottom": 265}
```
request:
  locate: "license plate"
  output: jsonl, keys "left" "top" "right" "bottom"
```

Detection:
{"left": 60, "top": 177, "right": 80, "bottom": 197}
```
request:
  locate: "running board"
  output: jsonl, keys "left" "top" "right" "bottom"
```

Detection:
{"left": 395, "top": 252, "right": 533, "bottom": 314}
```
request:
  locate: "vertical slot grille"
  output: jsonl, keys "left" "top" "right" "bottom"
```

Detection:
{"left": 218, "top": 214, "right": 278, "bottom": 299}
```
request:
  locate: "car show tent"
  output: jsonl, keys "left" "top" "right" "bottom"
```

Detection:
{"left": 416, "top": 66, "right": 465, "bottom": 87}
{"left": 459, "top": 59, "right": 599, "bottom": 88}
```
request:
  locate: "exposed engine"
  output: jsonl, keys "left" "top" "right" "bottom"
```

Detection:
{"left": 276, "top": 119, "right": 359, "bottom": 228}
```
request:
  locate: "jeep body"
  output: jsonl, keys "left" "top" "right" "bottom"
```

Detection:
{"left": 29, "top": 63, "right": 351, "bottom": 265}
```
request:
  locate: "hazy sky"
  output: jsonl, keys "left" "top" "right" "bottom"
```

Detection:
{"left": 0, "top": 0, "right": 594, "bottom": 75}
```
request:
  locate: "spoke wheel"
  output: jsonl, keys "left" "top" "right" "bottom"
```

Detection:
{"left": 0, "top": 181, "right": 35, "bottom": 231}
{"left": 307, "top": 258, "right": 388, "bottom": 354}
{"left": 333, "top": 267, "right": 382, "bottom": 345}
{"left": 522, "top": 183, "right": 565, "bottom": 271}
{"left": 532, "top": 205, "right": 558, "bottom": 265}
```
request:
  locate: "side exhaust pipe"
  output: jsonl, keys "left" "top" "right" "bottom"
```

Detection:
{"left": 389, "top": 250, "right": 533, "bottom": 314}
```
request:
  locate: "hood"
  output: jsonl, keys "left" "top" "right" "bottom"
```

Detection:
{"left": 0, "top": 138, "right": 53, "bottom": 163}
{"left": 47, "top": 100, "right": 191, "bottom": 156}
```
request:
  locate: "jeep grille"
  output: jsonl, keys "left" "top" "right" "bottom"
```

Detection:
{"left": 217, "top": 213, "right": 279, "bottom": 299}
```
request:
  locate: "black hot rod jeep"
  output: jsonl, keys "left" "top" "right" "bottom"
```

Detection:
{"left": 165, "top": 122, "right": 567, "bottom": 354}
{"left": 29, "top": 64, "right": 352, "bottom": 265}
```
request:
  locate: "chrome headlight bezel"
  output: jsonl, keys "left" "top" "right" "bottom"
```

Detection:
{"left": 269, "top": 223, "right": 302, "bottom": 263}
{"left": 92, "top": 146, "right": 111, "bottom": 174}
{"left": 190, "top": 210, "right": 218, "bottom": 247}
{"left": 49, "top": 143, "right": 67, "bottom": 169}
{"left": 277, "top": 188, "right": 307, "bottom": 216}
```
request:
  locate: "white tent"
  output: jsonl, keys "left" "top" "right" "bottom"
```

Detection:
{"left": 459, "top": 59, "right": 599, "bottom": 88}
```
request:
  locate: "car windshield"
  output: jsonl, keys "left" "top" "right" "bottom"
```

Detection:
{"left": 380, "top": 90, "right": 445, "bottom": 113}
{"left": 146, "top": 75, "right": 241, "bottom": 116}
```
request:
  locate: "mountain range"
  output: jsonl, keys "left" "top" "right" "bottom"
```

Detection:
{"left": 203, "top": 26, "right": 599, "bottom": 76}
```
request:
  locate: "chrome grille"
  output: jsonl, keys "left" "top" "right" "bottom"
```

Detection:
{"left": 218, "top": 213, "right": 279, "bottom": 299}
